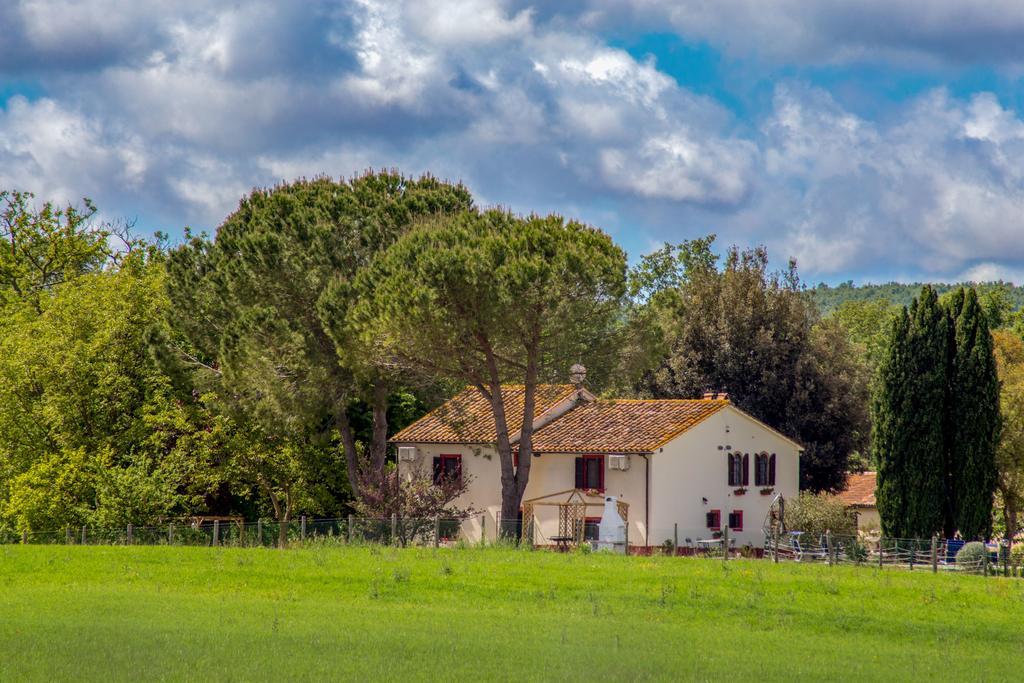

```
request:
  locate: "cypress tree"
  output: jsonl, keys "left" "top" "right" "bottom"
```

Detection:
{"left": 949, "top": 289, "right": 1000, "bottom": 539}
{"left": 874, "top": 286, "right": 949, "bottom": 538}
{"left": 873, "top": 308, "right": 912, "bottom": 538}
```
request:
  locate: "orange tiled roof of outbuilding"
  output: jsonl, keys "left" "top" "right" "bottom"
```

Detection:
{"left": 836, "top": 471, "right": 876, "bottom": 508}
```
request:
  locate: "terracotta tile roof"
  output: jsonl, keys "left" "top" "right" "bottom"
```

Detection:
{"left": 530, "top": 399, "right": 729, "bottom": 454}
{"left": 391, "top": 384, "right": 579, "bottom": 444}
{"left": 836, "top": 471, "right": 876, "bottom": 508}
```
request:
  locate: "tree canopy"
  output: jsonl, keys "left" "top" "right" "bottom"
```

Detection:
{"left": 634, "top": 239, "right": 869, "bottom": 491}
{"left": 163, "top": 172, "right": 473, "bottom": 504}
{"left": 873, "top": 286, "right": 1000, "bottom": 539}
{"left": 349, "top": 208, "right": 628, "bottom": 531}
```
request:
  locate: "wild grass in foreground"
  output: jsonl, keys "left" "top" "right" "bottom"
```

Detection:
{"left": 0, "top": 544, "right": 1021, "bottom": 681}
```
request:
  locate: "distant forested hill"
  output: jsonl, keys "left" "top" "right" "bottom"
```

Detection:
{"left": 809, "top": 281, "right": 1024, "bottom": 314}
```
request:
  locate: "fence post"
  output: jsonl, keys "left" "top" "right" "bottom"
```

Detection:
{"left": 673, "top": 523, "right": 679, "bottom": 556}
{"left": 772, "top": 528, "right": 779, "bottom": 563}
{"left": 931, "top": 535, "right": 938, "bottom": 573}
{"left": 391, "top": 513, "right": 398, "bottom": 546}
{"left": 168, "top": 522, "right": 174, "bottom": 545}
{"left": 21, "top": 530, "right": 27, "bottom": 545}
{"left": 347, "top": 514, "right": 353, "bottom": 544}
{"left": 878, "top": 538, "right": 884, "bottom": 569}
{"left": 213, "top": 520, "right": 219, "bottom": 547}
{"left": 81, "top": 525, "right": 87, "bottom": 546}
{"left": 127, "top": 523, "right": 133, "bottom": 545}
{"left": 434, "top": 515, "right": 440, "bottom": 548}
{"left": 480, "top": 512, "right": 486, "bottom": 545}
{"left": 66, "top": 526, "right": 72, "bottom": 545}
{"left": 723, "top": 525, "right": 729, "bottom": 563}
{"left": 826, "top": 530, "right": 833, "bottom": 566}
{"left": 624, "top": 522, "right": 629, "bottom": 556}
{"left": 301, "top": 515, "right": 307, "bottom": 542}
{"left": 257, "top": 519, "right": 263, "bottom": 546}
{"left": 908, "top": 539, "right": 913, "bottom": 571}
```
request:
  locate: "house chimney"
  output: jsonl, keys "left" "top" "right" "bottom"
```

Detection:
{"left": 570, "top": 364, "right": 587, "bottom": 389}
{"left": 703, "top": 390, "right": 729, "bottom": 400}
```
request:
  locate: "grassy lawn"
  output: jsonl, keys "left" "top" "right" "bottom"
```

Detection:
{"left": 0, "top": 545, "right": 1021, "bottom": 681}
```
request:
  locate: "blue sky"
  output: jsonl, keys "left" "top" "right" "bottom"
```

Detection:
{"left": 3, "top": 1, "right": 1024, "bottom": 285}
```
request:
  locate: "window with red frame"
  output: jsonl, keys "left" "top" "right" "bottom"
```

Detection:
{"left": 433, "top": 454, "right": 462, "bottom": 486}
{"left": 728, "top": 510, "right": 743, "bottom": 531}
{"left": 706, "top": 509, "right": 721, "bottom": 530}
{"left": 574, "top": 455, "right": 604, "bottom": 491}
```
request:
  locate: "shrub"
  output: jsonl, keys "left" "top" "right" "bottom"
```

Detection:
{"left": 956, "top": 542, "right": 989, "bottom": 574}
{"left": 785, "top": 492, "right": 857, "bottom": 539}
{"left": 1010, "top": 543, "right": 1024, "bottom": 567}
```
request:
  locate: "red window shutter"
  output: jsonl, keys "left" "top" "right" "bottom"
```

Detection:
{"left": 432, "top": 457, "right": 441, "bottom": 485}
{"left": 727, "top": 454, "right": 734, "bottom": 486}
{"left": 597, "top": 455, "right": 605, "bottom": 491}
{"left": 707, "top": 510, "right": 721, "bottom": 530}
{"left": 731, "top": 510, "right": 743, "bottom": 532}
{"left": 575, "top": 457, "right": 584, "bottom": 489}
{"left": 769, "top": 454, "right": 776, "bottom": 486}
{"left": 513, "top": 452, "right": 519, "bottom": 468}
{"left": 742, "top": 453, "right": 749, "bottom": 486}
{"left": 453, "top": 455, "right": 463, "bottom": 485}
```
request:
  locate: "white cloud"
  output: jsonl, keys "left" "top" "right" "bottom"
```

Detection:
{"left": 0, "top": 97, "right": 147, "bottom": 205}
{"left": 752, "top": 86, "right": 1024, "bottom": 278}
{"left": 3, "top": 0, "right": 1024, "bottom": 283}
{"left": 600, "top": 133, "right": 756, "bottom": 204}
{"left": 579, "top": 0, "right": 1024, "bottom": 66}
{"left": 406, "top": 0, "right": 533, "bottom": 46}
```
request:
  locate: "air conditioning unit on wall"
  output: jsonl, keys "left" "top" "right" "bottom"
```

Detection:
{"left": 397, "top": 446, "right": 418, "bottom": 463}
{"left": 608, "top": 454, "right": 630, "bottom": 471}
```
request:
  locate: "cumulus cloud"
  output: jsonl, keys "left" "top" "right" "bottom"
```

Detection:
{"left": 2, "top": 0, "right": 1024, "bottom": 282}
{"left": 753, "top": 86, "right": 1024, "bottom": 278}
{"left": 575, "top": 0, "right": 1024, "bottom": 66}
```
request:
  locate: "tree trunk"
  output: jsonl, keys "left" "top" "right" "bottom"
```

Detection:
{"left": 1006, "top": 501, "right": 1018, "bottom": 550}
{"left": 478, "top": 331, "right": 540, "bottom": 541}
{"left": 337, "top": 406, "right": 361, "bottom": 498}
{"left": 368, "top": 380, "right": 389, "bottom": 474}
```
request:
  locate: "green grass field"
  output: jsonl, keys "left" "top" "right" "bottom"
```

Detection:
{"left": 0, "top": 545, "right": 1021, "bottom": 681}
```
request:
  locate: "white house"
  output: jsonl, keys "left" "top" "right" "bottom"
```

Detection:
{"left": 392, "top": 382, "right": 802, "bottom": 551}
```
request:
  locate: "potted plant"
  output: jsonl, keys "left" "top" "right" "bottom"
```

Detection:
{"left": 734, "top": 487, "right": 747, "bottom": 496}
{"left": 759, "top": 487, "right": 774, "bottom": 495}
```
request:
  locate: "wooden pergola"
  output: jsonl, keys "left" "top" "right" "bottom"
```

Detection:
{"left": 521, "top": 489, "right": 628, "bottom": 545}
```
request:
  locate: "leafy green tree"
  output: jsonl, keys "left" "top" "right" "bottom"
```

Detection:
{"left": 164, "top": 172, "right": 473, "bottom": 504}
{"left": 0, "top": 190, "right": 110, "bottom": 311}
{"left": 351, "top": 209, "right": 628, "bottom": 533}
{"left": 949, "top": 289, "right": 1000, "bottom": 539}
{"left": 993, "top": 330, "right": 1024, "bottom": 544}
{"left": 636, "top": 241, "right": 869, "bottom": 491}
{"left": 829, "top": 298, "right": 900, "bottom": 373}
{"left": 873, "top": 287, "right": 949, "bottom": 538}
{"left": 0, "top": 250, "right": 228, "bottom": 532}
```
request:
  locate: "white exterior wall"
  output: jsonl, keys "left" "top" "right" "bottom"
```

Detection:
{"left": 398, "top": 444, "right": 648, "bottom": 544}
{"left": 854, "top": 507, "right": 881, "bottom": 532}
{"left": 648, "top": 406, "right": 801, "bottom": 549}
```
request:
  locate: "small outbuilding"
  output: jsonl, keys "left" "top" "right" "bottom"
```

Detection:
{"left": 836, "top": 471, "right": 879, "bottom": 531}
